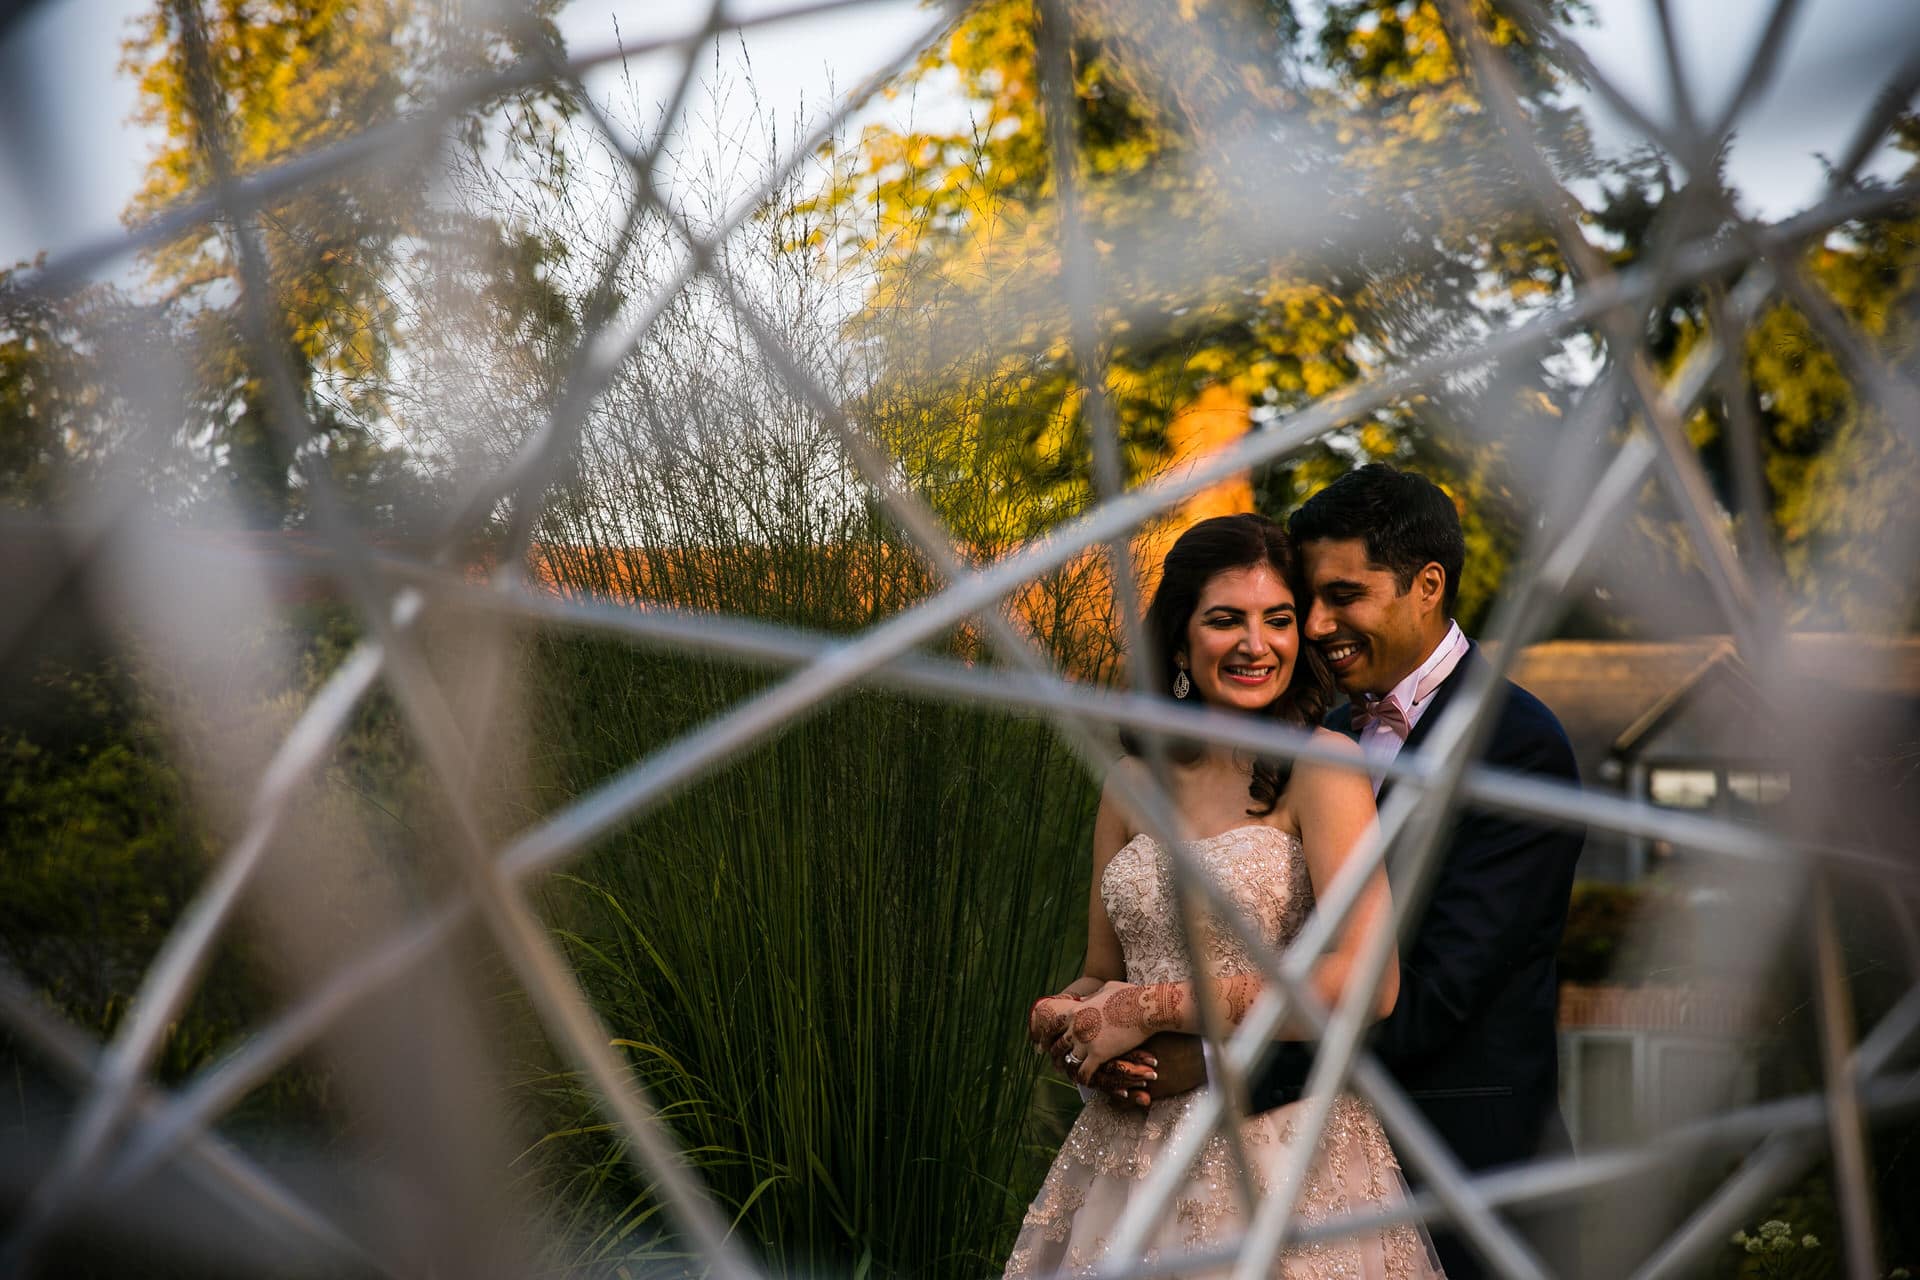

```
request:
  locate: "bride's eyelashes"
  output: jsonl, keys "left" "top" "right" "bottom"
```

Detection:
{"left": 1200, "top": 609, "right": 1294, "bottom": 631}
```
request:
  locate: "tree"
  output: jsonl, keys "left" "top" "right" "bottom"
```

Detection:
{"left": 806, "top": 0, "right": 1600, "bottom": 629}
{"left": 118, "top": 0, "right": 575, "bottom": 528}
{"left": 1590, "top": 122, "right": 1920, "bottom": 632}
{"left": 0, "top": 260, "right": 213, "bottom": 513}
{"left": 812, "top": 0, "right": 1920, "bottom": 638}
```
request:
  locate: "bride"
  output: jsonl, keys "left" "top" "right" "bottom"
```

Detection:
{"left": 1006, "top": 514, "right": 1441, "bottom": 1279}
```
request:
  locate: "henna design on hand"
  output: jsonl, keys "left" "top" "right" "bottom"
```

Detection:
{"left": 1141, "top": 983, "right": 1186, "bottom": 1031}
{"left": 1104, "top": 985, "right": 1144, "bottom": 1029}
{"left": 1071, "top": 1006, "right": 1104, "bottom": 1043}
{"left": 1029, "top": 994, "right": 1082, "bottom": 1044}
{"left": 1223, "top": 974, "right": 1259, "bottom": 1024}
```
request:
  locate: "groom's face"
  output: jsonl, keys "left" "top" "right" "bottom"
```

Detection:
{"left": 1298, "top": 537, "right": 1438, "bottom": 698}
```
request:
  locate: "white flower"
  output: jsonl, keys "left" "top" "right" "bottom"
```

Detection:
{"left": 1760, "top": 1220, "right": 1792, "bottom": 1239}
{"left": 1802, "top": 1235, "right": 1819, "bottom": 1249}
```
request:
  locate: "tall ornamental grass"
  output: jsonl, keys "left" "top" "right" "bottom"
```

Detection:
{"left": 411, "top": 73, "right": 1121, "bottom": 1273}
{"left": 525, "top": 637, "right": 1093, "bottom": 1276}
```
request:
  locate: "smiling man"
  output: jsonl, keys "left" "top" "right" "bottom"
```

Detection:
{"left": 1281, "top": 463, "right": 1584, "bottom": 1278}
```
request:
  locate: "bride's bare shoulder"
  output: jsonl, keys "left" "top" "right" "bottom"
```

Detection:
{"left": 1276, "top": 729, "right": 1369, "bottom": 832}
{"left": 1096, "top": 755, "right": 1156, "bottom": 847}
{"left": 1308, "top": 725, "right": 1364, "bottom": 757}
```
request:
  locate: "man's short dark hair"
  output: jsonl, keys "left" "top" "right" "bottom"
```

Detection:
{"left": 1288, "top": 463, "right": 1466, "bottom": 614}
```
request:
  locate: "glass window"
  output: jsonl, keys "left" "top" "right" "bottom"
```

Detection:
{"left": 1575, "top": 1035, "right": 1638, "bottom": 1148}
{"left": 1649, "top": 767, "right": 1717, "bottom": 809}
{"left": 1726, "top": 770, "right": 1790, "bottom": 806}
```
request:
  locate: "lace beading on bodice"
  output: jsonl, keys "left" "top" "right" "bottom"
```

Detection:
{"left": 1101, "top": 824, "right": 1314, "bottom": 987}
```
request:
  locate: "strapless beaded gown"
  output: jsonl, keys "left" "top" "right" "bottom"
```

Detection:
{"left": 1004, "top": 825, "right": 1442, "bottom": 1279}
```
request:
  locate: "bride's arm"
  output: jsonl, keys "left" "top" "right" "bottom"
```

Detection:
{"left": 1027, "top": 767, "right": 1137, "bottom": 1047}
{"left": 1064, "top": 733, "right": 1398, "bottom": 1079}
{"left": 1291, "top": 729, "right": 1399, "bottom": 1021}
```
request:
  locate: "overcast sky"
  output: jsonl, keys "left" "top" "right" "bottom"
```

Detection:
{"left": 2, "top": 0, "right": 1917, "bottom": 277}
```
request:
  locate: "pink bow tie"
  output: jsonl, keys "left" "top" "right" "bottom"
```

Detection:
{"left": 1352, "top": 695, "right": 1412, "bottom": 740}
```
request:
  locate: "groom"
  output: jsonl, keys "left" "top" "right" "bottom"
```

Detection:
{"left": 1094, "top": 465, "right": 1583, "bottom": 1278}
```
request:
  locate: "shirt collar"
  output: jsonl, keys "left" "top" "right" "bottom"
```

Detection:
{"left": 1378, "top": 620, "right": 1467, "bottom": 718}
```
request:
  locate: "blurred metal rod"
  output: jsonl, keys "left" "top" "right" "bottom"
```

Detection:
{"left": 1526, "top": 10, "right": 1920, "bottom": 457}
{"left": 1702, "top": 0, "right": 1807, "bottom": 141}
{"left": 5, "top": 0, "right": 428, "bottom": 1254}
{"left": 99, "top": 893, "right": 462, "bottom": 1200}
{"left": 1632, "top": 1134, "right": 1823, "bottom": 1280}
{"left": 1812, "top": 876, "right": 1881, "bottom": 1280}
{"left": 0, "top": 0, "right": 921, "bottom": 303}
{"left": 1834, "top": 50, "right": 1920, "bottom": 183}
{"left": 486, "top": 0, "right": 730, "bottom": 566}
{"left": 1032, "top": 0, "right": 1266, "bottom": 1228}
{"left": 436, "top": 0, "right": 961, "bottom": 559}
{"left": 0, "top": 963, "right": 382, "bottom": 1274}
{"left": 1090, "top": 1072, "right": 1920, "bottom": 1280}
{"left": 346, "top": 554, "right": 1920, "bottom": 881}
{"left": 1442, "top": 0, "right": 1766, "bottom": 658}
{"left": 1629, "top": 983, "right": 1920, "bottom": 1280}
{"left": 1094, "top": 981, "right": 1920, "bottom": 1277}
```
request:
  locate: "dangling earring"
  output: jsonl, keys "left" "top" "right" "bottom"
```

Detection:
{"left": 1173, "top": 669, "right": 1191, "bottom": 699}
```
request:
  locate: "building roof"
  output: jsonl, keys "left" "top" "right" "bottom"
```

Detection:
{"left": 1504, "top": 635, "right": 1920, "bottom": 781}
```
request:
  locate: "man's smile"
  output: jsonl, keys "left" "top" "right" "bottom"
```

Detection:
{"left": 1320, "top": 639, "right": 1365, "bottom": 672}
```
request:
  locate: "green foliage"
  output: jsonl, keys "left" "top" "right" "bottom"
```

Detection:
{"left": 0, "top": 651, "right": 221, "bottom": 1080}
{"left": 107, "top": 0, "right": 577, "bottom": 528}
{"left": 1556, "top": 880, "right": 1651, "bottom": 984}
{"left": 1, "top": 625, "right": 317, "bottom": 1111}
{"left": 1592, "top": 125, "right": 1920, "bottom": 632}
{"left": 0, "top": 262, "right": 205, "bottom": 513}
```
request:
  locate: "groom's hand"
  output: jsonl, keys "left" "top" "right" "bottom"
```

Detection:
{"left": 1055, "top": 1040, "right": 1156, "bottom": 1105}
{"left": 1105, "top": 1033, "right": 1205, "bottom": 1107}
{"left": 1050, "top": 1032, "right": 1205, "bottom": 1106}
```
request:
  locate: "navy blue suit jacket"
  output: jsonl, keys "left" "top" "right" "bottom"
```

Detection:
{"left": 1250, "top": 645, "right": 1583, "bottom": 1180}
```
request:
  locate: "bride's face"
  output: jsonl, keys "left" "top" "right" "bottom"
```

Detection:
{"left": 1176, "top": 562, "right": 1299, "bottom": 713}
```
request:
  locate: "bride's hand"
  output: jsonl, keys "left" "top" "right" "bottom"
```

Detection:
{"left": 1027, "top": 993, "right": 1085, "bottom": 1051}
{"left": 1063, "top": 982, "right": 1160, "bottom": 1082}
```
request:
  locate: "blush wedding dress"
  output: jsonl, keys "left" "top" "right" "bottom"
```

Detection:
{"left": 1004, "top": 825, "right": 1444, "bottom": 1279}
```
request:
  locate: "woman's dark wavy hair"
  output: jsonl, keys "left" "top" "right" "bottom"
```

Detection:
{"left": 1121, "top": 513, "right": 1336, "bottom": 816}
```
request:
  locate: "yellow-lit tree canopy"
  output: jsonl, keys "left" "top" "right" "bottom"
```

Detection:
{"left": 806, "top": 0, "right": 1600, "bottom": 626}
{"left": 810, "top": 0, "right": 1920, "bottom": 632}
{"left": 119, "top": 0, "right": 573, "bottom": 525}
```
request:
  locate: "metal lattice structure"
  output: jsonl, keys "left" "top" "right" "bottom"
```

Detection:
{"left": 3, "top": 0, "right": 1919, "bottom": 1277}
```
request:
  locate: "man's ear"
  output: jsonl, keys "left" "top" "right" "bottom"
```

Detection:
{"left": 1415, "top": 562, "right": 1447, "bottom": 614}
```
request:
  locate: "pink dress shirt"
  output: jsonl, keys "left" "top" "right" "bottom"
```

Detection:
{"left": 1353, "top": 621, "right": 1469, "bottom": 794}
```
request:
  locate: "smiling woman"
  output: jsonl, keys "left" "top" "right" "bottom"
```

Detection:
{"left": 1131, "top": 513, "right": 1335, "bottom": 808}
{"left": 1180, "top": 563, "right": 1300, "bottom": 712}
